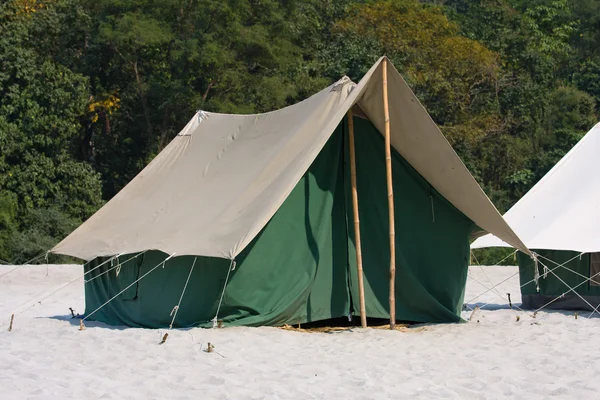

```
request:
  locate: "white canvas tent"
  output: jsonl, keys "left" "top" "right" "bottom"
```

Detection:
{"left": 471, "top": 122, "right": 600, "bottom": 253}
{"left": 52, "top": 57, "right": 529, "bottom": 261}
{"left": 471, "top": 122, "right": 600, "bottom": 311}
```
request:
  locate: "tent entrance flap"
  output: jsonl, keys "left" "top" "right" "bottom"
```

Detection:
{"left": 346, "top": 117, "right": 474, "bottom": 324}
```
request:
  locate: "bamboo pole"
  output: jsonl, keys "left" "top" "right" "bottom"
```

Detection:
{"left": 383, "top": 58, "right": 396, "bottom": 330}
{"left": 347, "top": 109, "right": 367, "bottom": 328}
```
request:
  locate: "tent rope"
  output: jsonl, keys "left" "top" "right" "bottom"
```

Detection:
{"left": 479, "top": 264, "right": 505, "bottom": 299}
{"left": 535, "top": 253, "right": 600, "bottom": 286}
{"left": 532, "top": 269, "right": 600, "bottom": 315}
{"left": 0, "top": 265, "right": 24, "bottom": 280}
{"left": 535, "top": 261, "right": 600, "bottom": 317}
{"left": 466, "top": 272, "right": 526, "bottom": 313}
{"left": 10, "top": 254, "right": 121, "bottom": 316}
{"left": 536, "top": 258, "right": 596, "bottom": 311}
{"left": 212, "top": 259, "right": 235, "bottom": 328}
{"left": 587, "top": 294, "right": 600, "bottom": 319}
{"left": 465, "top": 251, "right": 585, "bottom": 306}
{"left": 533, "top": 253, "right": 540, "bottom": 291}
{"left": 471, "top": 250, "right": 479, "bottom": 266}
{"left": 21, "top": 251, "right": 49, "bottom": 266}
{"left": 114, "top": 255, "right": 120, "bottom": 276}
{"left": 466, "top": 252, "right": 584, "bottom": 310}
{"left": 169, "top": 257, "right": 197, "bottom": 329}
{"left": 464, "top": 250, "right": 518, "bottom": 304}
{"left": 0, "top": 251, "right": 49, "bottom": 280}
{"left": 84, "top": 251, "right": 147, "bottom": 284}
{"left": 83, "top": 254, "right": 175, "bottom": 323}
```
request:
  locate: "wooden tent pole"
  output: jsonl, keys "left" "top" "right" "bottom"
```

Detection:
{"left": 383, "top": 58, "right": 396, "bottom": 330}
{"left": 347, "top": 109, "right": 367, "bottom": 328}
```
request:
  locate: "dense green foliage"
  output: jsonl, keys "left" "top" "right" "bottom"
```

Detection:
{"left": 0, "top": 0, "right": 598, "bottom": 264}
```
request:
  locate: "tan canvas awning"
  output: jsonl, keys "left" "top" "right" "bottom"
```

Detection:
{"left": 52, "top": 57, "right": 530, "bottom": 260}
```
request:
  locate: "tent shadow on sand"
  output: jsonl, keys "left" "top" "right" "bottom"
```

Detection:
{"left": 464, "top": 302, "right": 600, "bottom": 318}
{"left": 43, "top": 314, "right": 211, "bottom": 331}
{"left": 41, "top": 313, "right": 437, "bottom": 333}
{"left": 465, "top": 302, "right": 515, "bottom": 311}
{"left": 42, "top": 315, "right": 130, "bottom": 331}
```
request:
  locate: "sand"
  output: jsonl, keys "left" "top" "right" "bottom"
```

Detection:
{"left": 1, "top": 264, "right": 599, "bottom": 399}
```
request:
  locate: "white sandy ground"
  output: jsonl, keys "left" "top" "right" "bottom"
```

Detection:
{"left": 1, "top": 264, "right": 599, "bottom": 399}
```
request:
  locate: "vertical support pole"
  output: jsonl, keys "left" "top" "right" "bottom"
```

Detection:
{"left": 348, "top": 109, "right": 367, "bottom": 328}
{"left": 383, "top": 58, "right": 396, "bottom": 330}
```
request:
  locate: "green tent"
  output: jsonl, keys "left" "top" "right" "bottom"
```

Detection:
{"left": 52, "top": 58, "right": 528, "bottom": 328}
{"left": 517, "top": 251, "right": 600, "bottom": 310}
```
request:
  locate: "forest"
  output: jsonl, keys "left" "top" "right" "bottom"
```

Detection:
{"left": 1, "top": 0, "right": 598, "bottom": 264}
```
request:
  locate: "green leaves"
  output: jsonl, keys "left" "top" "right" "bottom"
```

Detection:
{"left": 1, "top": 0, "right": 599, "bottom": 263}
{"left": 442, "top": 0, "right": 597, "bottom": 214}
{"left": 101, "top": 12, "right": 174, "bottom": 49}
{"left": 332, "top": 0, "right": 505, "bottom": 165}
{"left": 0, "top": 0, "right": 103, "bottom": 262}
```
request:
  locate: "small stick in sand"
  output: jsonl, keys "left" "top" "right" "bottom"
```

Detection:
{"left": 204, "top": 343, "right": 224, "bottom": 358}
{"left": 69, "top": 307, "right": 76, "bottom": 318}
{"left": 468, "top": 306, "right": 479, "bottom": 321}
{"left": 79, "top": 320, "right": 86, "bottom": 331}
{"left": 574, "top": 312, "right": 578, "bottom": 319}
{"left": 8, "top": 314, "right": 14, "bottom": 332}
{"left": 159, "top": 333, "right": 169, "bottom": 344}
{"left": 506, "top": 293, "right": 512, "bottom": 309}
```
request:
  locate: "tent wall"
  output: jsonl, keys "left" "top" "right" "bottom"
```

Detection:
{"left": 83, "top": 116, "right": 474, "bottom": 328}
{"left": 518, "top": 250, "right": 600, "bottom": 310}
{"left": 346, "top": 118, "right": 473, "bottom": 323}
{"left": 84, "top": 126, "right": 350, "bottom": 328}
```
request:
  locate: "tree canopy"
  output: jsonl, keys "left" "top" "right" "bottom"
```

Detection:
{"left": 0, "top": 0, "right": 598, "bottom": 264}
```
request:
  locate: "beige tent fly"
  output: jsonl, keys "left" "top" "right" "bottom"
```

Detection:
{"left": 51, "top": 57, "right": 530, "bottom": 261}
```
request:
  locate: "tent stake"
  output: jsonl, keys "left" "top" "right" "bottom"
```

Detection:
{"left": 159, "top": 332, "right": 168, "bottom": 344}
{"left": 348, "top": 109, "right": 367, "bottom": 328}
{"left": 382, "top": 58, "right": 396, "bottom": 330}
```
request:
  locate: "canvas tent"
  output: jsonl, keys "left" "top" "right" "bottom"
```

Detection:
{"left": 52, "top": 57, "right": 529, "bottom": 328}
{"left": 471, "top": 122, "right": 600, "bottom": 310}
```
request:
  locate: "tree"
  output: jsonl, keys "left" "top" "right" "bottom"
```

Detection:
{"left": 0, "top": 0, "right": 103, "bottom": 261}
{"left": 333, "top": 0, "right": 502, "bottom": 148}
{"left": 77, "top": 0, "right": 331, "bottom": 197}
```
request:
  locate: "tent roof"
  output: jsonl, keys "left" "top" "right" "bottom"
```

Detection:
{"left": 51, "top": 57, "right": 530, "bottom": 261}
{"left": 472, "top": 122, "right": 600, "bottom": 253}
